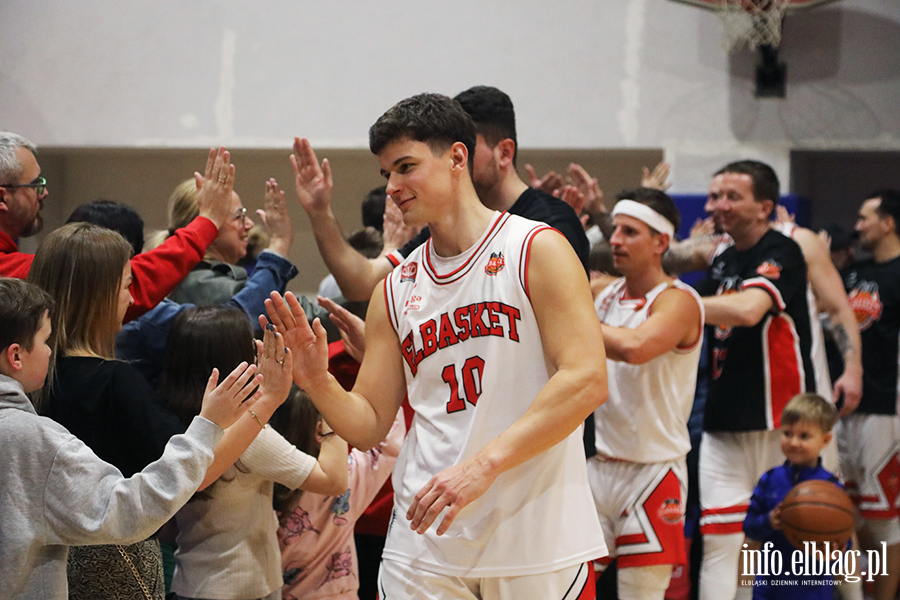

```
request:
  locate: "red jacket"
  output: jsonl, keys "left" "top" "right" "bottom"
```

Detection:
{"left": 0, "top": 218, "right": 218, "bottom": 322}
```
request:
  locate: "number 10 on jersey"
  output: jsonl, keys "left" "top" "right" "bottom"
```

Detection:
{"left": 442, "top": 356, "right": 486, "bottom": 413}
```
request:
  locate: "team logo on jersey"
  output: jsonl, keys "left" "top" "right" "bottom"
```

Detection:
{"left": 849, "top": 282, "right": 882, "bottom": 331}
{"left": 658, "top": 499, "right": 683, "bottom": 524}
{"left": 401, "top": 262, "right": 418, "bottom": 283}
{"left": 485, "top": 252, "right": 505, "bottom": 275}
{"left": 756, "top": 260, "right": 782, "bottom": 280}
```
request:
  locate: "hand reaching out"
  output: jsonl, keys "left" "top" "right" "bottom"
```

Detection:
{"left": 690, "top": 217, "right": 716, "bottom": 238}
{"left": 291, "top": 137, "right": 334, "bottom": 216}
{"left": 775, "top": 205, "right": 795, "bottom": 225}
{"left": 317, "top": 296, "right": 366, "bottom": 362}
{"left": 255, "top": 323, "right": 293, "bottom": 404}
{"left": 198, "top": 362, "right": 263, "bottom": 430}
{"left": 257, "top": 178, "right": 293, "bottom": 256}
{"left": 261, "top": 292, "right": 330, "bottom": 391}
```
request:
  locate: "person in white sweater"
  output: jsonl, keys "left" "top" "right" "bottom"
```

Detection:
{"left": 0, "top": 277, "right": 279, "bottom": 600}
{"left": 159, "top": 306, "right": 349, "bottom": 600}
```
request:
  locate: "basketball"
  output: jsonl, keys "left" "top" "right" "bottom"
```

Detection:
{"left": 779, "top": 480, "right": 856, "bottom": 550}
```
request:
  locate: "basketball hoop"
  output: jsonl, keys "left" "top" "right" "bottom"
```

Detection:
{"left": 719, "top": 0, "right": 789, "bottom": 51}
{"left": 668, "top": 0, "right": 843, "bottom": 52}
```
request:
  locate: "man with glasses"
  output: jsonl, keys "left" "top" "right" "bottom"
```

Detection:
{"left": 0, "top": 131, "right": 237, "bottom": 321}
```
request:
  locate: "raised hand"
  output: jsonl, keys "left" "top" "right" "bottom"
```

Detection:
{"left": 198, "top": 362, "right": 263, "bottom": 429}
{"left": 317, "top": 295, "right": 366, "bottom": 362}
{"left": 257, "top": 178, "right": 293, "bottom": 256}
{"left": 775, "top": 205, "right": 795, "bottom": 225}
{"left": 567, "top": 163, "right": 606, "bottom": 216}
{"left": 524, "top": 164, "right": 564, "bottom": 195}
{"left": 261, "top": 292, "right": 330, "bottom": 390}
{"left": 195, "top": 147, "right": 235, "bottom": 228}
{"left": 255, "top": 323, "right": 293, "bottom": 405}
{"left": 291, "top": 137, "right": 334, "bottom": 215}
{"left": 690, "top": 217, "right": 716, "bottom": 238}
{"left": 641, "top": 161, "right": 672, "bottom": 191}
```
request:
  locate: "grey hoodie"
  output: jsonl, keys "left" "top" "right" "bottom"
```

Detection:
{"left": 0, "top": 374, "right": 223, "bottom": 600}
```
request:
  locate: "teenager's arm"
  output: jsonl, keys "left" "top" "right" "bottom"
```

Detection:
{"left": 291, "top": 137, "right": 393, "bottom": 301}
{"left": 601, "top": 287, "right": 702, "bottom": 364}
{"left": 407, "top": 230, "right": 608, "bottom": 535}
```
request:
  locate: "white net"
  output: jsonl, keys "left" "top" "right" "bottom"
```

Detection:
{"left": 718, "top": 0, "right": 790, "bottom": 52}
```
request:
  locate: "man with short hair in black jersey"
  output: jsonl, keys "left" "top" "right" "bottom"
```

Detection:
{"left": 288, "top": 85, "right": 589, "bottom": 303}
{"left": 840, "top": 188, "right": 900, "bottom": 600}
{"left": 693, "top": 160, "right": 815, "bottom": 600}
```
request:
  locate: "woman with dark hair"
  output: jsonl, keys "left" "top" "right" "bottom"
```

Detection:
{"left": 29, "top": 222, "right": 291, "bottom": 600}
{"left": 160, "top": 306, "right": 348, "bottom": 600}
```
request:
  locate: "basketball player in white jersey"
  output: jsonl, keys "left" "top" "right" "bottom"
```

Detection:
{"left": 264, "top": 93, "right": 608, "bottom": 600}
{"left": 589, "top": 188, "right": 703, "bottom": 600}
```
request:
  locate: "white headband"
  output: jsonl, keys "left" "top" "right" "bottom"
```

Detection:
{"left": 611, "top": 199, "right": 675, "bottom": 237}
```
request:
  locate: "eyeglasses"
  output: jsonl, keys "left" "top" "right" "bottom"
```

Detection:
{"left": 233, "top": 206, "right": 249, "bottom": 221}
{"left": 2, "top": 176, "right": 47, "bottom": 196}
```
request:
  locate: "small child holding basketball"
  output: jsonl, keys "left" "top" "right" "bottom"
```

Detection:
{"left": 743, "top": 393, "right": 847, "bottom": 598}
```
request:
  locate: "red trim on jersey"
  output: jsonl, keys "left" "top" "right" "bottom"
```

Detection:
{"left": 700, "top": 521, "right": 745, "bottom": 535}
{"left": 423, "top": 212, "right": 509, "bottom": 284}
{"left": 859, "top": 507, "right": 900, "bottom": 519}
{"left": 742, "top": 278, "right": 787, "bottom": 311}
{"left": 702, "top": 504, "right": 751, "bottom": 516}
{"left": 766, "top": 315, "right": 804, "bottom": 428}
{"left": 383, "top": 276, "right": 398, "bottom": 334}
{"left": 520, "top": 225, "right": 553, "bottom": 299}
{"left": 386, "top": 252, "right": 402, "bottom": 267}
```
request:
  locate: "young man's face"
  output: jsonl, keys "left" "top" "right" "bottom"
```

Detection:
{"left": 609, "top": 214, "right": 667, "bottom": 276}
{"left": 470, "top": 135, "right": 501, "bottom": 200}
{"left": 780, "top": 419, "right": 831, "bottom": 469}
{"left": 378, "top": 138, "right": 455, "bottom": 228}
{"left": 17, "top": 312, "right": 53, "bottom": 393}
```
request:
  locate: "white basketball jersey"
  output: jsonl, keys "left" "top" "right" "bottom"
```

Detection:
{"left": 382, "top": 212, "right": 606, "bottom": 577}
{"left": 594, "top": 278, "right": 704, "bottom": 462}
{"left": 774, "top": 222, "right": 832, "bottom": 402}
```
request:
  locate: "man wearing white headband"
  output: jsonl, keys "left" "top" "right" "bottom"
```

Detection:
{"left": 589, "top": 188, "right": 704, "bottom": 600}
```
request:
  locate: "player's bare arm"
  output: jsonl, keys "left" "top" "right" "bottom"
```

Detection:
{"left": 791, "top": 226, "right": 863, "bottom": 415}
{"left": 291, "top": 137, "right": 393, "bottom": 301}
{"left": 702, "top": 287, "right": 775, "bottom": 328}
{"left": 663, "top": 235, "right": 718, "bottom": 275}
{"left": 407, "top": 229, "right": 608, "bottom": 536}
{"left": 263, "top": 289, "right": 404, "bottom": 449}
{"left": 601, "top": 286, "right": 702, "bottom": 364}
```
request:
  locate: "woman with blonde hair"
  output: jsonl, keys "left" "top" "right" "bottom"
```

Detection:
{"left": 28, "top": 222, "right": 293, "bottom": 600}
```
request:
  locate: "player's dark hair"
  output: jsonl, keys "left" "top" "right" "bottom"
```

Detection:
{"left": 781, "top": 393, "right": 838, "bottom": 433}
{"left": 369, "top": 93, "right": 476, "bottom": 176}
{"left": 453, "top": 85, "right": 518, "bottom": 165}
{"left": 361, "top": 186, "right": 386, "bottom": 231}
{"left": 868, "top": 188, "right": 900, "bottom": 234}
{"left": 615, "top": 187, "right": 682, "bottom": 234}
{"left": 67, "top": 199, "right": 145, "bottom": 256}
{"left": 347, "top": 226, "right": 384, "bottom": 259}
{"left": 0, "top": 278, "right": 54, "bottom": 352}
{"left": 715, "top": 160, "right": 780, "bottom": 211}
